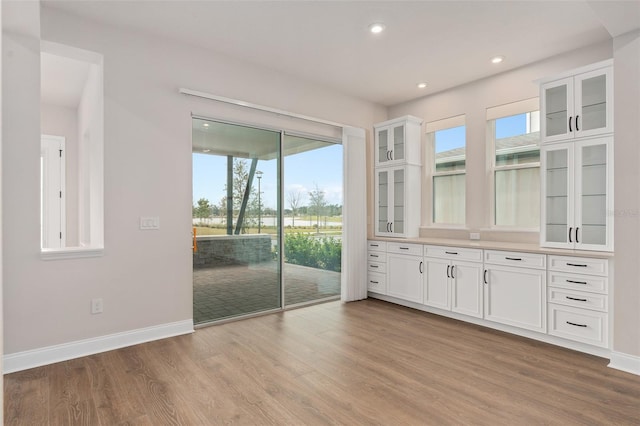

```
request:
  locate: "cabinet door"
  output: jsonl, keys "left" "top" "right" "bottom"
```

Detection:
{"left": 375, "top": 169, "right": 392, "bottom": 236}
{"left": 387, "top": 253, "right": 423, "bottom": 303}
{"left": 391, "top": 168, "right": 405, "bottom": 236}
{"left": 451, "top": 261, "right": 483, "bottom": 318}
{"left": 541, "top": 143, "right": 575, "bottom": 249}
{"left": 541, "top": 77, "right": 574, "bottom": 143}
{"left": 574, "top": 138, "right": 613, "bottom": 251}
{"left": 484, "top": 265, "right": 546, "bottom": 333}
{"left": 376, "top": 126, "right": 391, "bottom": 166}
{"left": 424, "top": 258, "right": 450, "bottom": 310}
{"left": 390, "top": 123, "right": 406, "bottom": 163}
{"left": 575, "top": 67, "right": 613, "bottom": 138}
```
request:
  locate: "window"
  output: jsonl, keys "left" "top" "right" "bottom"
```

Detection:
{"left": 490, "top": 104, "right": 540, "bottom": 228}
{"left": 427, "top": 116, "right": 466, "bottom": 225}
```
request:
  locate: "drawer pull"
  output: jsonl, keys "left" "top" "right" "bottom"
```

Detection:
{"left": 566, "top": 263, "right": 587, "bottom": 267}
{"left": 505, "top": 257, "right": 522, "bottom": 261}
{"left": 565, "top": 296, "right": 587, "bottom": 302}
{"left": 370, "top": 244, "right": 379, "bottom": 247}
{"left": 445, "top": 251, "right": 458, "bottom": 255}
{"left": 369, "top": 280, "right": 379, "bottom": 284}
{"left": 566, "top": 279, "right": 587, "bottom": 285}
{"left": 399, "top": 247, "right": 409, "bottom": 250}
{"left": 370, "top": 254, "right": 379, "bottom": 258}
{"left": 370, "top": 265, "right": 378, "bottom": 268}
{"left": 566, "top": 321, "right": 587, "bottom": 328}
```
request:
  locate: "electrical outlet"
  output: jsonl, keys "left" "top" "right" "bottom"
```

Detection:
{"left": 470, "top": 232, "right": 480, "bottom": 240}
{"left": 91, "top": 298, "right": 103, "bottom": 314}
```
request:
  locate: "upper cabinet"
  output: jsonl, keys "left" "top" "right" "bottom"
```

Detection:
{"left": 374, "top": 115, "right": 422, "bottom": 167}
{"left": 540, "top": 61, "right": 613, "bottom": 144}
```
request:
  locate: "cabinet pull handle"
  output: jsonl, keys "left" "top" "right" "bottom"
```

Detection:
{"left": 370, "top": 244, "right": 379, "bottom": 247}
{"left": 575, "top": 227, "right": 580, "bottom": 244}
{"left": 566, "top": 296, "right": 587, "bottom": 302}
{"left": 370, "top": 280, "right": 379, "bottom": 284}
{"left": 386, "top": 223, "right": 391, "bottom": 232}
{"left": 370, "top": 254, "right": 379, "bottom": 258}
{"left": 390, "top": 222, "right": 393, "bottom": 233}
{"left": 447, "top": 265, "right": 450, "bottom": 278}
{"left": 370, "top": 265, "right": 378, "bottom": 268}
{"left": 566, "top": 321, "right": 587, "bottom": 328}
{"left": 576, "top": 115, "right": 580, "bottom": 131}
{"left": 445, "top": 251, "right": 458, "bottom": 255}
{"left": 390, "top": 150, "right": 393, "bottom": 161}
{"left": 569, "top": 227, "right": 573, "bottom": 243}
{"left": 566, "top": 279, "right": 587, "bottom": 285}
{"left": 569, "top": 116, "right": 573, "bottom": 132}
{"left": 483, "top": 269, "right": 488, "bottom": 284}
{"left": 566, "top": 263, "right": 588, "bottom": 268}
{"left": 505, "top": 257, "right": 522, "bottom": 261}
{"left": 399, "top": 247, "right": 409, "bottom": 250}
{"left": 451, "top": 265, "right": 455, "bottom": 279}
{"left": 386, "top": 151, "right": 390, "bottom": 161}
{"left": 419, "top": 261, "right": 423, "bottom": 274}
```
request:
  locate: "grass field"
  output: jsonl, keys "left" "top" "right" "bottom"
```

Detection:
{"left": 193, "top": 226, "right": 342, "bottom": 237}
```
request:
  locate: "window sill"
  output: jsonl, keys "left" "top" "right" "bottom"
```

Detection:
{"left": 41, "top": 247, "right": 104, "bottom": 261}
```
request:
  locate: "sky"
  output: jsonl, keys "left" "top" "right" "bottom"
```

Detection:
{"left": 193, "top": 143, "right": 343, "bottom": 210}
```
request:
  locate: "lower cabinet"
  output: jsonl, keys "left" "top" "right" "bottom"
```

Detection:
{"left": 483, "top": 251, "right": 547, "bottom": 333}
{"left": 386, "top": 242, "right": 423, "bottom": 303}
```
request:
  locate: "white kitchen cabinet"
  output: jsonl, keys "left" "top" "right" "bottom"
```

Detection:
{"left": 386, "top": 242, "right": 423, "bottom": 303}
{"left": 541, "top": 137, "right": 613, "bottom": 251}
{"left": 374, "top": 115, "right": 422, "bottom": 167}
{"left": 424, "top": 246, "right": 483, "bottom": 318}
{"left": 375, "top": 165, "right": 421, "bottom": 238}
{"left": 541, "top": 62, "right": 612, "bottom": 143}
{"left": 547, "top": 255, "right": 610, "bottom": 348}
{"left": 484, "top": 250, "right": 547, "bottom": 333}
{"left": 367, "top": 240, "right": 387, "bottom": 295}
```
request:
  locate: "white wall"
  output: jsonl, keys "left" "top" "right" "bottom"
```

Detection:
{"left": 613, "top": 30, "right": 640, "bottom": 358}
{"left": 2, "top": 5, "right": 385, "bottom": 357}
{"left": 0, "top": 0, "right": 4, "bottom": 421}
{"left": 41, "top": 102, "right": 79, "bottom": 246}
{"left": 385, "top": 41, "right": 612, "bottom": 242}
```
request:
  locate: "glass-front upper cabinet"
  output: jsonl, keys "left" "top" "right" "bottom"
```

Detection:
{"left": 375, "top": 165, "right": 421, "bottom": 238}
{"left": 374, "top": 115, "right": 422, "bottom": 167}
{"left": 541, "top": 62, "right": 612, "bottom": 143}
{"left": 541, "top": 137, "right": 613, "bottom": 251}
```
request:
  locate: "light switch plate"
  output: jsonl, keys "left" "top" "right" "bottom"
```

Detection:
{"left": 140, "top": 216, "right": 160, "bottom": 230}
{"left": 470, "top": 232, "right": 480, "bottom": 240}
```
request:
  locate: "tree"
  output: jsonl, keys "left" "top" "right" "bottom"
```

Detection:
{"left": 287, "top": 190, "right": 303, "bottom": 227}
{"left": 222, "top": 159, "right": 260, "bottom": 232}
{"left": 308, "top": 183, "right": 326, "bottom": 233}
{"left": 194, "top": 198, "right": 212, "bottom": 220}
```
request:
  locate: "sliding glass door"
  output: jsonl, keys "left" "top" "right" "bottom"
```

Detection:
{"left": 192, "top": 119, "right": 342, "bottom": 325}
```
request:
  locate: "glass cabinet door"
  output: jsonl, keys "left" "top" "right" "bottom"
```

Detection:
{"left": 575, "top": 68, "right": 612, "bottom": 138}
{"left": 542, "top": 77, "right": 573, "bottom": 142}
{"left": 392, "top": 168, "right": 405, "bottom": 235}
{"left": 543, "top": 144, "right": 574, "bottom": 247}
{"left": 392, "top": 124, "right": 405, "bottom": 162}
{"left": 377, "top": 169, "right": 390, "bottom": 234}
{"left": 377, "top": 127, "right": 390, "bottom": 165}
{"left": 575, "top": 139, "right": 611, "bottom": 250}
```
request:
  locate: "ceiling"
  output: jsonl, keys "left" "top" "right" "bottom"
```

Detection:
{"left": 43, "top": 1, "right": 640, "bottom": 107}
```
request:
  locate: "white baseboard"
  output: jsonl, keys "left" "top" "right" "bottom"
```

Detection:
{"left": 3, "top": 320, "right": 194, "bottom": 374}
{"left": 608, "top": 351, "right": 640, "bottom": 376}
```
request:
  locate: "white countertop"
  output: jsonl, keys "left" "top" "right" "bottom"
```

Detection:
{"left": 370, "top": 237, "right": 614, "bottom": 258}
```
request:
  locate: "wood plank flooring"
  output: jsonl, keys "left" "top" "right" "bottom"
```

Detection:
{"left": 5, "top": 299, "right": 640, "bottom": 425}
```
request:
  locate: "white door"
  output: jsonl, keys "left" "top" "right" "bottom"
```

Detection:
{"left": 541, "top": 77, "right": 574, "bottom": 143}
{"left": 541, "top": 142, "right": 575, "bottom": 249}
{"left": 484, "top": 265, "right": 546, "bottom": 333}
{"left": 451, "top": 261, "right": 483, "bottom": 318}
{"left": 375, "top": 169, "right": 391, "bottom": 235}
{"left": 41, "top": 135, "right": 66, "bottom": 249}
{"left": 574, "top": 67, "right": 613, "bottom": 138}
{"left": 390, "top": 167, "right": 405, "bottom": 236}
{"left": 387, "top": 253, "right": 423, "bottom": 303}
{"left": 424, "top": 258, "right": 450, "bottom": 310}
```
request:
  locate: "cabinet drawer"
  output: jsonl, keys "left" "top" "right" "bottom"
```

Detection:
{"left": 387, "top": 242, "right": 422, "bottom": 256}
{"left": 548, "top": 256, "right": 608, "bottom": 276}
{"left": 424, "top": 245, "right": 482, "bottom": 262}
{"left": 367, "top": 271, "right": 386, "bottom": 294}
{"left": 484, "top": 250, "right": 546, "bottom": 269}
{"left": 548, "top": 288, "right": 608, "bottom": 312}
{"left": 367, "top": 261, "right": 387, "bottom": 273}
{"left": 367, "top": 251, "right": 386, "bottom": 263}
{"left": 548, "top": 305, "right": 608, "bottom": 348}
{"left": 548, "top": 271, "right": 608, "bottom": 294}
{"left": 367, "top": 240, "right": 387, "bottom": 252}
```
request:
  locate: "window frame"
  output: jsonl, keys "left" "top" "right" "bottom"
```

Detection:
{"left": 487, "top": 101, "right": 541, "bottom": 231}
{"left": 426, "top": 115, "right": 467, "bottom": 227}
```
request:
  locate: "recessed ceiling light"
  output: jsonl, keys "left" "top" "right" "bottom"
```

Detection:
{"left": 491, "top": 56, "right": 505, "bottom": 64}
{"left": 369, "top": 23, "right": 386, "bottom": 34}
{"left": 203, "top": 123, "right": 210, "bottom": 127}
{"left": 417, "top": 82, "right": 427, "bottom": 89}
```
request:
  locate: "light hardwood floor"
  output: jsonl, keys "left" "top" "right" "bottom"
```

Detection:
{"left": 4, "top": 299, "right": 640, "bottom": 425}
